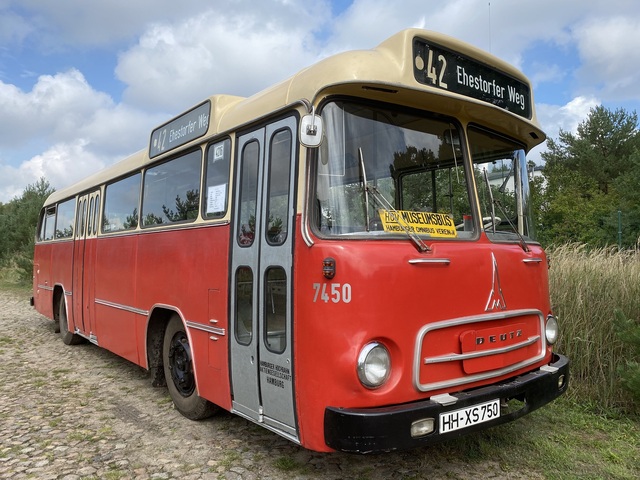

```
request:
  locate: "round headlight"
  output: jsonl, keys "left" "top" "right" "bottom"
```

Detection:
{"left": 546, "top": 315, "right": 559, "bottom": 345}
{"left": 357, "top": 342, "right": 391, "bottom": 389}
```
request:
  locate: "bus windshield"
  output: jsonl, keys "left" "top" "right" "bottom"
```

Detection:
{"left": 313, "top": 101, "right": 535, "bottom": 243}
{"left": 315, "top": 101, "right": 472, "bottom": 240}
{"left": 469, "top": 126, "right": 536, "bottom": 241}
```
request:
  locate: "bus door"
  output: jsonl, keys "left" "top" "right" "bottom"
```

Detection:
{"left": 72, "top": 190, "right": 100, "bottom": 340}
{"left": 230, "top": 117, "right": 298, "bottom": 440}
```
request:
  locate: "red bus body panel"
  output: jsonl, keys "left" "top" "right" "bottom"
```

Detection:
{"left": 34, "top": 224, "right": 232, "bottom": 412}
{"left": 292, "top": 220, "right": 553, "bottom": 451}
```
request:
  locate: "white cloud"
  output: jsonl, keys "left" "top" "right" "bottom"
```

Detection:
{"left": 0, "top": 69, "right": 113, "bottom": 146}
{"left": 0, "top": 9, "right": 31, "bottom": 46}
{"left": 0, "top": 70, "right": 163, "bottom": 202}
{"left": 0, "top": 140, "right": 106, "bottom": 201}
{"left": 12, "top": 0, "right": 215, "bottom": 49}
{"left": 538, "top": 95, "right": 601, "bottom": 139}
{"left": 529, "top": 95, "right": 601, "bottom": 163}
{"left": 325, "top": 0, "right": 582, "bottom": 66}
{"left": 573, "top": 15, "right": 640, "bottom": 101}
{"left": 115, "top": 6, "right": 326, "bottom": 111}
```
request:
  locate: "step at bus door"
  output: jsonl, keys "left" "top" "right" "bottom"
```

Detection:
{"left": 230, "top": 117, "right": 298, "bottom": 441}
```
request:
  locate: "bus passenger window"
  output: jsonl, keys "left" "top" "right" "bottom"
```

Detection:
{"left": 55, "top": 199, "right": 75, "bottom": 239}
{"left": 43, "top": 207, "right": 56, "bottom": 241}
{"left": 237, "top": 141, "right": 260, "bottom": 246}
{"left": 87, "top": 197, "right": 95, "bottom": 235}
{"left": 204, "top": 139, "right": 231, "bottom": 219}
{"left": 93, "top": 195, "right": 100, "bottom": 235}
{"left": 235, "top": 267, "right": 253, "bottom": 345}
{"left": 103, "top": 173, "right": 141, "bottom": 232}
{"left": 142, "top": 150, "right": 201, "bottom": 226}
{"left": 266, "top": 130, "right": 292, "bottom": 245}
{"left": 265, "top": 267, "right": 287, "bottom": 353}
{"left": 37, "top": 210, "right": 46, "bottom": 242}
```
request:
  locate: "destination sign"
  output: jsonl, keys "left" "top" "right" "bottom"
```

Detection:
{"left": 413, "top": 38, "right": 531, "bottom": 119}
{"left": 149, "top": 101, "right": 211, "bottom": 158}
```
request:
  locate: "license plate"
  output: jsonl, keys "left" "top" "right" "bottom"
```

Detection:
{"left": 439, "top": 399, "right": 500, "bottom": 434}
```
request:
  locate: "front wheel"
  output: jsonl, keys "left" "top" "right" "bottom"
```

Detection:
{"left": 162, "top": 315, "right": 217, "bottom": 420}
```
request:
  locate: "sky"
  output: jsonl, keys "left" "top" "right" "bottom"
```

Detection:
{"left": 1, "top": 0, "right": 639, "bottom": 203}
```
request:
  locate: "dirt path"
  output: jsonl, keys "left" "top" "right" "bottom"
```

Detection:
{"left": 0, "top": 289, "right": 537, "bottom": 479}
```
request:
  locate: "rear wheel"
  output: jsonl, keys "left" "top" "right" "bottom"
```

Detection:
{"left": 58, "top": 298, "right": 83, "bottom": 345}
{"left": 163, "top": 315, "right": 217, "bottom": 420}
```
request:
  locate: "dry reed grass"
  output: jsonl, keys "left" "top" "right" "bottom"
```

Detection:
{"left": 548, "top": 243, "right": 640, "bottom": 412}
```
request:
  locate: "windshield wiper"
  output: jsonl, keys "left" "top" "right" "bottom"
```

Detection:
{"left": 358, "top": 147, "right": 371, "bottom": 230}
{"left": 482, "top": 168, "right": 529, "bottom": 252}
{"left": 482, "top": 169, "right": 498, "bottom": 235}
{"left": 498, "top": 163, "right": 514, "bottom": 194}
{"left": 358, "top": 148, "right": 430, "bottom": 252}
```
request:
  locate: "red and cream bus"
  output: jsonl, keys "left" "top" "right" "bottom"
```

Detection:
{"left": 32, "top": 29, "right": 568, "bottom": 453}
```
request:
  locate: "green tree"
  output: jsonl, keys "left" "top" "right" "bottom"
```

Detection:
{"left": 0, "top": 178, "right": 54, "bottom": 281}
{"left": 539, "top": 106, "right": 640, "bottom": 247}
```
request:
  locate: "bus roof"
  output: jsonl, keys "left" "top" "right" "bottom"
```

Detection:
{"left": 44, "top": 28, "right": 544, "bottom": 207}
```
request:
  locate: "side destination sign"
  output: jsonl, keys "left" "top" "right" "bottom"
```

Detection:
{"left": 378, "top": 210, "right": 457, "bottom": 238}
{"left": 149, "top": 101, "right": 211, "bottom": 158}
{"left": 413, "top": 38, "right": 531, "bottom": 119}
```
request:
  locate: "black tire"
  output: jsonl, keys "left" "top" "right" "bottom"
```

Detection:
{"left": 58, "top": 298, "right": 83, "bottom": 345}
{"left": 163, "top": 315, "right": 217, "bottom": 420}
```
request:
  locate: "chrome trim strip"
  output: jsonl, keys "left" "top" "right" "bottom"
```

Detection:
{"left": 424, "top": 335, "right": 540, "bottom": 363}
{"left": 301, "top": 151, "right": 314, "bottom": 247}
{"left": 37, "top": 284, "right": 54, "bottom": 291}
{"left": 523, "top": 258, "right": 543, "bottom": 264}
{"left": 413, "top": 309, "right": 546, "bottom": 392}
{"left": 186, "top": 320, "right": 225, "bottom": 336}
{"left": 94, "top": 298, "right": 149, "bottom": 316}
{"left": 408, "top": 258, "right": 451, "bottom": 265}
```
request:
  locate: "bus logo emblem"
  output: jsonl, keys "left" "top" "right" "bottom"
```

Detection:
{"left": 485, "top": 253, "right": 507, "bottom": 311}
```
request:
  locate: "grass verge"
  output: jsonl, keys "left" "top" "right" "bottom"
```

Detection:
{"left": 438, "top": 397, "right": 639, "bottom": 479}
{"left": 0, "top": 265, "right": 30, "bottom": 295}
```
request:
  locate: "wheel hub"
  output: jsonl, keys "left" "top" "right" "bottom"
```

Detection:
{"left": 168, "top": 333, "right": 195, "bottom": 397}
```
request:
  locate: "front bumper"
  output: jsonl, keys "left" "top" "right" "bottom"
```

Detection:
{"left": 324, "top": 353, "right": 569, "bottom": 453}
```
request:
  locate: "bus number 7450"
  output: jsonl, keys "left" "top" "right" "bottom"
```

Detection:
{"left": 312, "top": 283, "right": 352, "bottom": 303}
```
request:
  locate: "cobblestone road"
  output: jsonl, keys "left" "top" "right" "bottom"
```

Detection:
{"left": 0, "top": 289, "right": 538, "bottom": 479}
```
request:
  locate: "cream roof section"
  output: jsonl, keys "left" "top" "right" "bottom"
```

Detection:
{"left": 44, "top": 28, "right": 543, "bottom": 207}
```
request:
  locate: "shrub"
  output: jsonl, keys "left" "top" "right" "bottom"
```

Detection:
{"left": 613, "top": 310, "right": 640, "bottom": 403}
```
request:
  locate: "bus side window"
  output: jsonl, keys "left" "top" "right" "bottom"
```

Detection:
{"left": 93, "top": 194, "right": 100, "bottom": 235}
{"left": 235, "top": 267, "right": 253, "bottom": 345}
{"left": 265, "top": 129, "right": 292, "bottom": 245}
{"left": 37, "top": 209, "right": 47, "bottom": 241}
{"left": 87, "top": 197, "right": 95, "bottom": 236}
{"left": 55, "top": 199, "right": 76, "bottom": 239}
{"left": 103, "top": 173, "right": 141, "bottom": 232}
{"left": 142, "top": 150, "right": 201, "bottom": 226}
{"left": 264, "top": 267, "right": 287, "bottom": 353}
{"left": 43, "top": 207, "right": 56, "bottom": 241}
{"left": 204, "top": 139, "right": 231, "bottom": 219}
{"left": 237, "top": 141, "right": 260, "bottom": 246}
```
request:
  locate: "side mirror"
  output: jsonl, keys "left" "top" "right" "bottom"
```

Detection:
{"left": 300, "top": 112, "right": 324, "bottom": 148}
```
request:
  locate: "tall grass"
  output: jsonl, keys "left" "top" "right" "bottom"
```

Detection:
{"left": 548, "top": 244, "right": 640, "bottom": 413}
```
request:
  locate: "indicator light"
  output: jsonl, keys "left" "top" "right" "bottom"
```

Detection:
{"left": 323, "top": 257, "right": 336, "bottom": 279}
